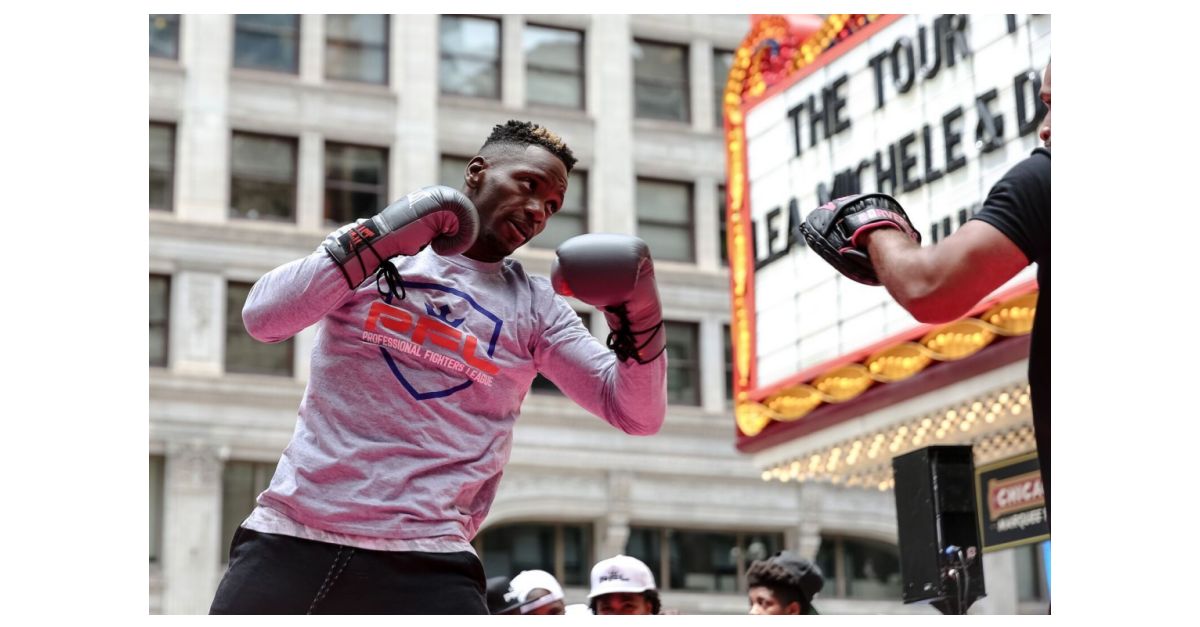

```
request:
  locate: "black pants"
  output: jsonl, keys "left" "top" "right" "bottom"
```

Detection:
{"left": 209, "top": 527, "right": 488, "bottom": 614}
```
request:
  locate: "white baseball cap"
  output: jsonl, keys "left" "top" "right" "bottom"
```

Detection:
{"left": 587, "top": 555, "right": 656, "bottom": 599}
{"left": 506, "top": 569, "right": 565, "bottom": 614}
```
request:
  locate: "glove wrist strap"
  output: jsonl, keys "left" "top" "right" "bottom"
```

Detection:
{"left": 325, "top": 221, "right": 390, "bottom": 290}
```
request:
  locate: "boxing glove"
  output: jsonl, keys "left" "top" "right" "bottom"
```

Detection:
{"left": 323, "top": 185, "right": 479, "bottom": 289}
{"left": 551, "top": 234, "right": 665, "bottom": 365}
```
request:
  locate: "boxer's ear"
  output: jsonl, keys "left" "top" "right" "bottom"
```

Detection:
{"left": 465, "top": 156, "right": 488, "bottom": 190}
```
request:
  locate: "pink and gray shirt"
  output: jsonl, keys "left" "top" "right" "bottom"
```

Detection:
{"left": 239, "top": 246, "right": 667, "bottom": 553}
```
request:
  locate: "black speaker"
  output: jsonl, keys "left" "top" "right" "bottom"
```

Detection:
{"left": 891, "top": 445, "right": 985, "bottom": 613}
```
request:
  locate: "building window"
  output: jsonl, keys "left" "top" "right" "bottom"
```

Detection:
{"left": 234, "top": 14, "right": 300, "bottom": 74}
{"left": 220, "top": 461, "right": 276, "bottom": 562}
{"left": 637, "top": 178, "right": 694, "bottom": 263}
{"left": 230, "top": 132, "right": 298, "bottom": 222}
{"left": 814, "top": 536, "right": 903, "bottom": 600}
{"left": 718, "top": 183, "right": 728, "bottom": 266}
{"left": 325, "top": 14, "right": 389, "bottom": 85}
{"left": 633, "top": 39, "right": 689, "bottom": 122}
{"left": 150, "top": 275, "right": 170, "bottom": 368}
{"left": 724, "top": 323, "right": 734, "bottom": 402}
{"left": 325, "top": 142, "right": 388, "bottom": 226}
{"left": 149, "top": 455, "right": 165, "bottom": 563}
{"left": 225, "top": 281, "right": 294, "bottom": 376}
{"left": 531, "top": 312, "right": 592, "bottom": 394}
{"left": 475, "top": 522, "right": 593, "bottom": 587}
{"left": 439, "top": 155, "right": 472, "bottom": 189}
{"left": 532, "top": 170, "right": 588, "bottom": 250}
{"left": 524, "top": 24, "right": 583, "bottom": 109}
{"left": 1016, "top": 541, "right": 1050, "bottom": 602}
{"left": 664, "top": 321, "right": 700, "bottom": 406}
{"left": 627, "top": 527, "right": 783, "bottom": 593}
{"left": 439, "top": 16, "right": 501, "bottom": 99}
{"left": 149, "top": 14, "right": 180, "bottom": 59}
{"left": 150, "top": 122, "right": 175, "bottom": 211}
{"left": 713, "top": 49, "right": 735, "bottom": 128}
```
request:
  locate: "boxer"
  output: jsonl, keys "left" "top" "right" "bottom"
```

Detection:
{"left": 210, "top": 120, "right": 668, "bottom": 614}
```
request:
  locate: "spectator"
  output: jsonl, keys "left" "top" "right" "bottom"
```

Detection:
{"left": 746, "top": 551, "right": 824, "bottom": 615}
{"left": 587, "top": 555, "right": 661, "bottom": 615}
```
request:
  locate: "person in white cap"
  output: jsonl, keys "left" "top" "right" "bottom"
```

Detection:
{"left": 587, "top": 555, "right": 660, "bottom": 615}
{"left": 503, "top": 569, "right": 567, "bottom": 615}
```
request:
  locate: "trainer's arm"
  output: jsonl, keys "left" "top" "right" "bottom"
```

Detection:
{"left": 862, "top": 221, "right": 1029, "bottom": 324}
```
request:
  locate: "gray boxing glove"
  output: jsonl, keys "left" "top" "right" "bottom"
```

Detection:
{"left": 551, "top": 234, "right": 665, "bottom": 364}
{"left": 323, "top": 185, "right": 479, "bottom": 289}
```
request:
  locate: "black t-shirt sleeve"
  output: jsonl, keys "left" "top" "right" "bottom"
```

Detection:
{"left": 970, "top": 148, "right": 1051, "bottom": 265}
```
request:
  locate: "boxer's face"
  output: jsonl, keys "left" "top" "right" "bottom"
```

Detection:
{"left": 1038, "top": 63, "right": 1051, "bottom": 148}
{"left": 462, "top": 144, "right": 568, "bottom": 261}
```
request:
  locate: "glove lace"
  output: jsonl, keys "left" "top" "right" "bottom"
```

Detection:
{"left": 375, "top": 261, "right": 406, "bottom": 302}
{"left": 605, "top": 307, "right": 665, "bottom": 365}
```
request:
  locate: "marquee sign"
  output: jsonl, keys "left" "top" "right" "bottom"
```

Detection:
{"left": 723, "top": 14, "right": 1049, "bottom": 443}
{"left": 975, "top": 452, "right": 1050, "bottom": 550}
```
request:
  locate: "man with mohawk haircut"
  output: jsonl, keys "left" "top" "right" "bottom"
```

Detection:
{"left": 210, "top": 121, "right": 668, "bottom": 614}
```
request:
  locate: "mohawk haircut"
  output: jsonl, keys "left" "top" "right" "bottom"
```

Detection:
{"left": 480, "top": 120, "right": 577, "bottom": 172}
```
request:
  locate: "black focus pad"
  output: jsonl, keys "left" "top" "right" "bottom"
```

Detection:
{"left": 799, "top": 193, "right": 918, "bottom": 286}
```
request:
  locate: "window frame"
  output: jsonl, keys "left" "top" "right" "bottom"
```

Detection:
{"left": 713, "top": 48, "right": 735, "bottom": 129}
{"left": 627, "top": 526, "right": 785, "bottom": 593}
{"left": 636, "top": 177, "right": 696, "bottom": 264}
{"left": 723, "top": 323, "right": 734, "bottom": 404}
{"left": 224, "top": 280, "right": 295, "bottom": 377}
{"left": 233, "top": 14, "right": 301, "bottom": 74}
{"left": 717, "top": 183, "right": 728, "bottom": 266}
{"left": 149, "top": 121, "right": 176, "bottom": 212}
{"left": 439, "top": 15, "right": 503, "bottom": 100}
{"left": 149, "top": 14, "right": 181, "bottom": 60}
{"left": 438, "top": 154, "right": 473, "bottom": 190}
{"left": 324, "top": 14, "right": 390, "bottom": 85}
{"left": 633, "top": 38, "right": 691, "bottom": 123}
{"left": 815, "top": 534, "right": 904, "bottom": 600}
{"left": 228, "top": 130, "right": 300, "bottom": 223}
{"left": 531, "top": 311, "right": 593, "bottom": 394}
{"left": 219, "top": 460, "right": 277, "bottom": 563}
{"left": 523, "top": 22, "right": 585, "bottom": 110}
{"left": 528, "top": 169, "right": 588, "bottom": 250}
{"left": 149, "top": 454, "right": 166, "bottom": 563}
{"left": 663, "top": 320, "right": 701, "bottom": 406}
{"left": 473, "top": 521, "right": 595, "bottom": 587}
{"left": 150, "top": 274, "right": 171, "bottom": 368}
{"left": 323, "top": 140, "right": 390, "bottom": 227}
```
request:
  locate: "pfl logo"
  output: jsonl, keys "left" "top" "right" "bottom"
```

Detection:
{"left": 364, "top": 301, "right": 498, "bottom": 375}
{"left": 599, "top": 568, "right": 629, "bottom": 583}
{"left": 362, "top": 280, "right": 505, "bottom": 401}
{"left": 338, "top": 222, "right": 377, "bottom": 253}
